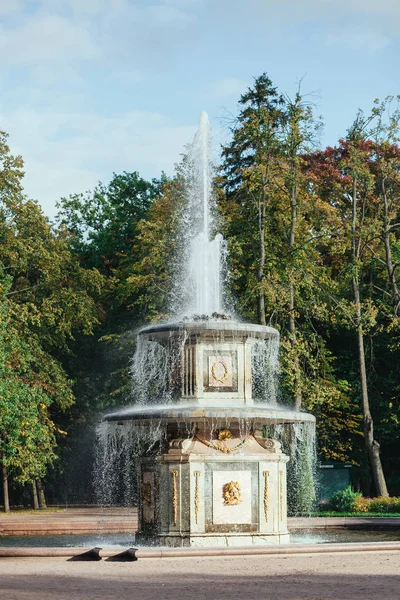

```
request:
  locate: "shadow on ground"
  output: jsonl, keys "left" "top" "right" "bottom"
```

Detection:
{"left": 0, "top": 571, "right": 399, "bottom": 600}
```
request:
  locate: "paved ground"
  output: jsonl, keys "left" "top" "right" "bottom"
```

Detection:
{"left": 0, "top": 507, "right": 138, "bottom": 536}
{"left": 1, "top": 507, "right": 399, "bottom": 536}
{"left": 0, "top": 507, "right": 134, "bottom": 520}
{"left": 0, "top": 550, "right": 399, "bottom": 600}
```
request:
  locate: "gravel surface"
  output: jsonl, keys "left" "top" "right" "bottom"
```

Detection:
{"left": 0, "top": 550, "right": 399, "bottom": 599}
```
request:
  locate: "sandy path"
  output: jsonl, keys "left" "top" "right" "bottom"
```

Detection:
{"left": 0, "top": 551, "right": 399, "bottom": 600}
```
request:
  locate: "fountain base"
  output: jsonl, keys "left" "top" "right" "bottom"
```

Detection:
{"left": 102, "top": 320, "right": 316, "bottom": 547}
{"left": 136, "top": 429, "right": 290, "bottom": 547}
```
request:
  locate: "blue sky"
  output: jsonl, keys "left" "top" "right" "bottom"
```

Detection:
{"left": 0, "top": 0, "right": 398, "bottom": 217}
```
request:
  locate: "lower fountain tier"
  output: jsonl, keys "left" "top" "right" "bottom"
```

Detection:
{"left": 103, "top": 405, "right": 314, "bottom": 547}
{"left": 135, "top": 425, "right": 291, "bottom": 547}
{"left": 104, "top": 404, "right": 315, "bottom": 427}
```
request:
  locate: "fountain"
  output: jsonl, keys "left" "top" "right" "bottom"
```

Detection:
{"left": 99, "top": 113, "right": 315, "bottom": 547}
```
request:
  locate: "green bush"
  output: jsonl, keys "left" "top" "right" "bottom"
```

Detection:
{"left": 328, "top": 486, "right": 362, "bottom": 512}
{"left": 327, "top": 487, "right": 400, "bottom": 513}
{"left": 368, "top": 496, "right": 400, "bottom": 513}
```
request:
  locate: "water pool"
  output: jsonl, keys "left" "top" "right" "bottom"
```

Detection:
{"left": 0, "top": 529, "right": 399, "bottom": 548}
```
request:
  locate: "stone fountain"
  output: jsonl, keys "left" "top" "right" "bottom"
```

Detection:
{"left": 101, "top": 113, "right": 315, "bottom": 547}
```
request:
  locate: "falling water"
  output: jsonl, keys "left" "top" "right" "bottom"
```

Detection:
{"left": 94, "top": 112, "right": 317, "bottom": 515}
{"left": 129, "top": 328, "right": 188, "bottom": 406}
{"left": 94, "top": 420, "right": 165, "bottom": 507}
{"left": 251, "top": 337, "right": 280, "bottom": 405}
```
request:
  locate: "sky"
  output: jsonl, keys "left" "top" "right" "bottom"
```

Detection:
{"left": 0, "top": 0, "right": 399, "bottom": 218}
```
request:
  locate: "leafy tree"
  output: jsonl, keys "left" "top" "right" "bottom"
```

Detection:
{"left": 0, "top": 270, "right": 58, "bottom": 511}
{"left": 219, "top": 77, "right": 360, "bottom": 462}
{"left": 0, "top": 130, "right": 103, "bottom": 508}
{"left": 56, "top": 171, "right": 159, "bottom": 274}
{"left": 221, "top": 74, "right": 286, "bottom": 325}
{"left": 279, "top": 89, "right": 323, "bottom": 409}
{"left": 304, "top": 110, "right": 400, "bottom": 495}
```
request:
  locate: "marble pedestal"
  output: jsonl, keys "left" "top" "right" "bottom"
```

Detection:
{"left": 137, "top": 430, "right": 290, "bottom": 547}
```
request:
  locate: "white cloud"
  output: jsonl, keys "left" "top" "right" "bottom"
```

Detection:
{"left": 2, "top": 107, "right": 196, "bottom": 217}
{"left": 0, "top": 14, "right": 98, "bottom": 65}
{"left": 266, "top": 0, "right": 400, "bottom": 19}
{"left": 0, "top": 0, "right": 23, "bottom": 14}
{"left": 325, "top": 27, "right": 391, "bottom": 52}
{"left": 340, "top": 0, "right": 400, "bottom": 18}
{"left": 0, "top": 0, "right": 397, "bottom": 220}
{"left": 206, "top": 78, "right": 247, "bottom": 100}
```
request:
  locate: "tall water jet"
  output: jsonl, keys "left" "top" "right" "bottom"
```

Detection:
{"left": 98, "top": 112, "right": 316, "bottom": 546}
{"left": 175, "top": 112, "right": 226, "bottom": 318}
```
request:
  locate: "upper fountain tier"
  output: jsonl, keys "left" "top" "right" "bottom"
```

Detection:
{"left": 138, "top": 319, "right": 279, "bottom": 407}
{"left": 105, "top": 318, "right": 314, "bottom": 425}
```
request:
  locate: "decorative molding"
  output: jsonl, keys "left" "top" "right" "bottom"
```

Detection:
{"left": 194, "top": 434, "right": 250, "bottom": 454}
{"left": 169, "top": 438, "right": 193, "bottom": 451}
{"left": 171, "top": 470, "right": 179, "bottom": 525}
{"left": 223, "top": 481, "right": 243, "bottom": 506}
{"left": 262, "top": 470, "right": 269, "bottom": 523}
{"left": 218, "top": 429, "right": 232, "bottom": 441}
{"left": 193, "top": 471, "right": 200, "bottom": 524}
{"left": 211, "top": 359, "right": 229, "bottom": 384}
{"left": 253, "top": 432, "right": 282, "bottom": 454}
{"left": 203, "top": 350, "right": 238, "bottom": 392}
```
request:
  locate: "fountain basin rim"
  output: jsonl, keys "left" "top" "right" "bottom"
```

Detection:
{"left": 103, "top": 404, "right": 315, "bottom": 425}
{"left": 138, "top": 320, "right": 279, "bottom": 338}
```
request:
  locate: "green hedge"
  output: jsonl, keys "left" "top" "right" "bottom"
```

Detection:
{"left": 327, "top": 486, "right": 400, "bottom": 513}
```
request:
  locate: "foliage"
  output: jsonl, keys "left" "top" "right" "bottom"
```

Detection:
{"left": 2, "top": 80, "right": 400, "bottom": 503}
{"left": 367, "top": 496, "right": 400, "bottom": 513}
{"left": 219, "top": 76, "right": 362, "bottom": 462}
{"left": 327, "top": 487, "right": 400, "bottom": 513}
{"left": 0, "top": 130, "right": 103, "bottom": 500}
{"left": 328, "top": 486, "right": 363, "bottom": 512}
{"left": 56, "top": 171, "right": 159, "bottom": 274}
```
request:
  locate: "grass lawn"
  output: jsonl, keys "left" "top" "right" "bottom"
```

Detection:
{"left": 0, "top": 507, "right": 65, "bottom": 515}
{"left": 312, "top": 511, "right": 400, "bottom": 517}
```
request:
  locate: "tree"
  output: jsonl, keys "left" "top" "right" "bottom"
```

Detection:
{"left": 304, "top": 119, "right": 391, "bottom": 496}
{"left": 221, "top": 74, "right": 286, "bottom": 325}
{"left": 280, "top": 89, "right": 322, "bottom": 409}
{"left": 56, "top": 171, "right": 159, "bottom": 274}
{"left": 0, "top": 130, "right": 103, "bottom": 508}
{"left": 219, "top": 79, "right": 361, "bottom": 462}
{"left": 0, "top": 271, "right": 57, "bottom": 510}
{"left": 367, "top": 97, "right": 400, "bottom": 316}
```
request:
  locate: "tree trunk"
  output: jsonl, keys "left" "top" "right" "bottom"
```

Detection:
{"left": 257, "top": 176, "right": 267, "bottom": 325}
{"left": 37, "top": 480, "right": 47, "bottom": 510}
{"left": 289, "top": 281, "right": 302, "bottom": 411}
{"left": 353, "top": 280, "right": 388, "bottom": 496}
{"left": 352, "top": 177, "right": 388, "bottom": 497}
{"left": 31, "top": 481, "right": 39, "bottom": 510}
{"left": 2, "top": 462, "right": 10, "bottom": 513}
{"left": 382, "top": 179, "right": 400, "bottom": 315}
{"left": 289, "top": 176, "right": 302, "bottom": 410}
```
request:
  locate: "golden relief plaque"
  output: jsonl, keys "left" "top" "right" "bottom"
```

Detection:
{"left": 223, "top": 481, "right": 243, "bottom": 506}
{"left": 218, "top": 429, "right": 233, "bottom": 441}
